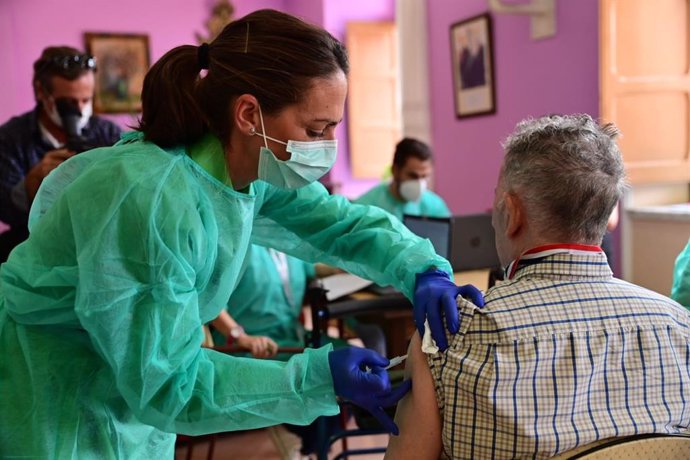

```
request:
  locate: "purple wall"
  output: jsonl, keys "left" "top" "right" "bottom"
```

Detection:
{"left": 0, "top": 0, "right": 286, "bottom": 127}
{"left": 0, "top": 0, "right": 392, "bottom": 199}
{"left": 1, "top": 0, "right": 602, "bottom": 231}
{"left": 427, "top": 0, "right": 599, "bottom": 215}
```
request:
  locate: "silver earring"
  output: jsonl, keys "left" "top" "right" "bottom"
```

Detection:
{"left": 249, "top": 127, "right": 256, "bottom": 135}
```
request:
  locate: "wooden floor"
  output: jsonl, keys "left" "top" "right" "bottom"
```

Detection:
{"left": 175, "top": 418, "right": 389, "bottom": 460}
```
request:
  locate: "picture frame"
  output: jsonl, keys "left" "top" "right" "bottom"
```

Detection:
{"left": 449, "top": 13, "right": 496, "bottom": 118}
{"left": 84, "top": 32, "right": 150, "bottom": 113}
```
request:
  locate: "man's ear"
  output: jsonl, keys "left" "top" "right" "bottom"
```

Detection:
{"left": 391, "top": 163, "right": 400, "bottom": 183}
{"left": 503, "top": 192, "right": 524, "bottom": 238}
{"left": 34, "top": 81, "right": 46, "bottom": 102}
{"left": 233, "top": 94, "right": 260, "bottom": 136}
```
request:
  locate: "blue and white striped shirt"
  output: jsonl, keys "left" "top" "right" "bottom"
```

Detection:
{"left": 428, "top": 250, "right": 690, "bottom": 459}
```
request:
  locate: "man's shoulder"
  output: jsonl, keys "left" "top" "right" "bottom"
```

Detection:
{"left": 487, "top": 275, "right": 684, "bottom": 309}
{"left": 611, "top": 277, "right": 688, "bottom": 310}
{"left": 355, "top": 183, "right": 388, "bottom": 202}
{"left": 476, "top": 275, "right": 690, "bottom": 341}
{"left": 421, "top": 189, "right": 450, "bottom": 211}
{"left": 0, "top": 110, "right": 37, "bottom": 140}
{"left": 86, "top": 116, "right": 123, "bottom": 141}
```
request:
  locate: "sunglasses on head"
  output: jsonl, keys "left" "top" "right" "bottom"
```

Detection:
{"left": 47, "top": 54, "right": 97, "bottom": 71}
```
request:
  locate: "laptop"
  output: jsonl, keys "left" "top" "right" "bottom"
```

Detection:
{"left": 449, "top": 213, "right": 501, "bottom": 271}
{"left": 402, "top": 213, "right": 500, "bottom": 272}
{"left": 401, "top": 215, "right": 452, "bottom": 260}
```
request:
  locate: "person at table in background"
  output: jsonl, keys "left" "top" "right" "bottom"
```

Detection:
{"left": 211, "top": 244, "right": 382, "bottom": 457}
{"left": 0, "top": 10, "right": 482, "bottom": 458}
{"left": 0, "top": 45, "right": 122, "bottom": 262}
{"left": 355, "top": 137, "right": 450, "bottom": 221}
{"left": 210, "top": 244, "right": 386, "bottom": 357}
{"left": 386, "top": 114, "right": 690, "bottom": 459}
{"left": 210, "top": 244, "right": 322, "bottom": 357}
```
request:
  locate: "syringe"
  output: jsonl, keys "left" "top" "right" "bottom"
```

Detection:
{"left": 365, "top": 354, "right": 408, "bottom": 373}
{"left": 385, "top": 354, "right": 408, "bottom": 370}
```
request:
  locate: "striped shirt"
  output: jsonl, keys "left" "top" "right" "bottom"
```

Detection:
{"left": 427, "top": 249, "right": 690, "bottom": 459}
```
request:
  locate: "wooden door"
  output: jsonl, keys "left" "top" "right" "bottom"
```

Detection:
{"left": 600, "top": 0, "right": 690, "bottom": 184}
{"left": 347, "top": 22, "right": 401, "bottom": 179}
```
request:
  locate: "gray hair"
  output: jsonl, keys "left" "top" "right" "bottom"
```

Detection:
{"left": 501, "top": 114, "right": 626, "bottom": 244}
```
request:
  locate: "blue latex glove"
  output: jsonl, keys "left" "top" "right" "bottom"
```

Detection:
{"left": 413, "top": 269, "right": 485, "bottom": 351}
{"left": 328, "top": 347, "right": 412, "bottom": 435}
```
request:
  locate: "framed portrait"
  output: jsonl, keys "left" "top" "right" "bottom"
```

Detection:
{"left": 84, "top": 32, "right": 150, "bottom": 113}
{"left": 449, "top": 13, "right": 496, "bottom": 118}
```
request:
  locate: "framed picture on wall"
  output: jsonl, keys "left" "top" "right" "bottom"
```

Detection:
{"left": 449, "top": 13, "right": 496, "bottom": 118}
{"left": 84, "top": 32, "right": 150, "bottom": 113}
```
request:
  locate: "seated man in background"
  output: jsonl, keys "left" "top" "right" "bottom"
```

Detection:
{"left": 355, "top": 137, "right": 450, "bottom": 221}
{"left": 386, "top": 114, "right": 690, "bottom": 459}
{"left": 0, "top": 46, "right": 122, "bottom": 261}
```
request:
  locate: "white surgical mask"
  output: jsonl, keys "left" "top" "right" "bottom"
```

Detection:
{"left": 76, "top": 102, "right": 92, "bottom": 131}
{"left": 253, "top": 107, "right": 337, "bottom": 189}
{"left": 399, "top": 178, "right": 427, "bottom": 202}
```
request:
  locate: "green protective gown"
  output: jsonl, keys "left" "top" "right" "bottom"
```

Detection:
{"left": 0, "top": 132, "right": 451, "bottom": 458}
{"left": 672, "top": 239, "right": 690, "bottom": 309}
{"left": 211, "top": 244, "right": 314, "bottom": 348}
{"left": 354, "top": 182, "right": 451, "bottom": 221}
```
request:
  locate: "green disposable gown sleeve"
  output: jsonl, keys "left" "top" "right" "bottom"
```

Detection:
{"left": 251, "top": 181, "right": 453, "bottom": 299}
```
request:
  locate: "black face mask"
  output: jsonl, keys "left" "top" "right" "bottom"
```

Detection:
{"left": 55, "top": 98, "right": 83, "bottom": 138}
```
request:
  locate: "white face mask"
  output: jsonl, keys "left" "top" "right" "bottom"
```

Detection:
{"left": 253, "top": 106, "right": 337, "bottom": 189}
{"left": 399, "top": 178, "right": 428, "bottom": 202}
{"left": 45, "top": 98, "right": 92, "bottom": 133}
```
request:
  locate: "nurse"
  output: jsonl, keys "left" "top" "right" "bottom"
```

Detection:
{"left": 0, "top": 9, "right": 481, "bottom": 458}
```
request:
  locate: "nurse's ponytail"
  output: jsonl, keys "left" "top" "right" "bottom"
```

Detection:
{"left": 138, "top": 9, "right": 349, "bottom": 148}
{"left": 138, "top": 45, "right": 206, "bottom": 147}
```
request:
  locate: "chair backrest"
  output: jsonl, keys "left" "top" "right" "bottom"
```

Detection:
{"left": 555, "top": 434, "right": 690, "bottom": 459}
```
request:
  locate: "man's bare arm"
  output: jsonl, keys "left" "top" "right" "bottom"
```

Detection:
{"left": 385, "top": 332, "right": 442, "bottom": 459}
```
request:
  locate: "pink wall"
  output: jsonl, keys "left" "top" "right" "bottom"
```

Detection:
{"left": 0, "top": 0, "right": 600, "bottom": 212}
{"left": 427, "top": 0, "right": 600, "bottom": 215}
{"left": 0, "top": 0, "right": 391, "bottom": 199}
{"left": 0, "top": 0, "right": 285, "bottom": 127}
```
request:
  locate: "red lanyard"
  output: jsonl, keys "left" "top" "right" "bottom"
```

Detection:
{"left": 505, "top": 243, "right": 603, "bottom": 280}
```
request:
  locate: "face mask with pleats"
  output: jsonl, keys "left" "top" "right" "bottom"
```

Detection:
{"left": 252, "top": 106, "right": 337, "bottom": 189}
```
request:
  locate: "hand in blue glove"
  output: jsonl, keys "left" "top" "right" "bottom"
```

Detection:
{"left": 413, "top": 269, "right": 485, "bottom": 351}
{"left": 328, "top": 347, "right": 412, "bottom": 435}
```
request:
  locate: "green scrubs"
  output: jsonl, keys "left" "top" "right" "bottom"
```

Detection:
{"left": 211, "top": 244, "right": 314, "bottom": 348}
{"left": 672, "top": 239, "right": 690, "bottom": 309}
{"left": 0, "top": 133, "right": 450, "bottom": 458}
{"left": 354, "top": 182, "right": 451, "bottom": 221}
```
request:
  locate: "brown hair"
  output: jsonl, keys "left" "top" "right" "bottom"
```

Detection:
{"left": 393, "top": 137, "right": 433, "bottom": 168}
{"left": 138, "top": 9, "right": 349, "bottom": 147}
{"left": 33, "top": 46, "right": 96, "bottom": 100}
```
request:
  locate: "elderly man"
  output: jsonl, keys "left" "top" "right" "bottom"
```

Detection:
{"left": 386, "top": 114, "right": 690, "bottom": 459}
{"left": 0, "top": 46, "right": 122, "bottom": 261}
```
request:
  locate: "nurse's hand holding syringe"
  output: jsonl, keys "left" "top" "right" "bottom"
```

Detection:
{"left": 328, "top": 347, "right": 412, "bottom": 435}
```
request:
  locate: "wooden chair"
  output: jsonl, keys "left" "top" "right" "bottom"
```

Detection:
{"left": 553, "top": 433, "right": 690, "bottom": 459}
